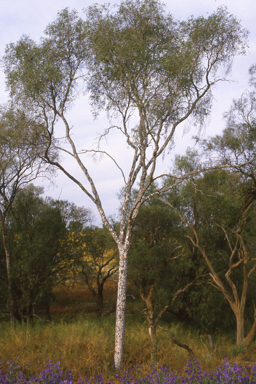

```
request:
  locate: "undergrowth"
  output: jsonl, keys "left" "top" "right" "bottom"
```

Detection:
{"left": 1, "top": 282, "right": 256, "bottom": 382}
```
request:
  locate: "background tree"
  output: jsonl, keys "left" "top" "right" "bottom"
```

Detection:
{"left": 3, "top": 1, "right": 248, "bottom": 368}
{"left": 0, "top": 185, "right": 65, "bottom": 322}
{"left": 0, "top": 106, "right": 50, "bottom": 325}
{"left": 0, "top": 184, "right": 93, "bottom": 322}
{"left": 48, "top": 199, "right": 93, "bottom": 233}
{"left": 161, "top": 161, "right": 256, "bottom": 348}
{"left": 183, "top": 64, "right": 256, "bottom": 344}
{"left": 70, "top": 226, "right": 118, "bottom": 316}
{"left": 201, "top": 63, "right": 256, "bottom": 171}
{"left": 128, "top": 192, "right": 202, "bottom": 357}
{"left": 164, "top": 164, "right": 241, "bottom": 333}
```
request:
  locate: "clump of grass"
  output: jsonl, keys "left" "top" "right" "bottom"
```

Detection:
{"left": 0, "top": 317, "right": 115, "bottom": 380}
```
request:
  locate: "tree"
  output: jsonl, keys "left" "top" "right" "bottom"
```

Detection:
{"left": 70, "top": 226, "right": 118, "bottom": 316}
{"left": 128, "top": 193, "right": 203, "bottom": 358}
{"left": 160, "top": 165, "right": 256, "bottom": 348}
{"left": 201, "top": 63, "right": 256, "bottom": 172}
{"left": 9, "top": 185, "right": 67, "bottom": 321}
{"left": 0, "top": 106, "right": 50, "bottom": 325}
{"left": 182, "top": 65, "right": 256, "bottom": 347}
{"left": 48, "top": 198, "right": 93, "bottom": 232}
{"left": 3, "top": 2, "right": 248, "bottom": 368}
{"left": 164, "top": 164, "right": 240, "bottom": 332}
{"left": 0, "top": 184, "right": 92, "bottom": 322}
{"left": 200, "top": 63, "right": 256, "bottom": 217}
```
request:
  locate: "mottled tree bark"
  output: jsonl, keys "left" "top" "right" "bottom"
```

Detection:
{"left": 114, "top": 247, "right": 129, "bottom": 371}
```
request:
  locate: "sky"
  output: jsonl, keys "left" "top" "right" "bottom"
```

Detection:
{"left": 0, "top": 0, "right": 256, "bottom": 225}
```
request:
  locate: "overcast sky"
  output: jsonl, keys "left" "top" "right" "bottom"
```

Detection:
{"left": 0, "top": 0, "right": 255, "bottom": 225}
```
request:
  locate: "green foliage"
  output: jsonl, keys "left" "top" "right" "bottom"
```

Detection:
{"left": 165, "top": 153, "right": 256, "bottom": 334}
{"left": 3, "top": 1, "right": 248, "bottom": 162}
{"left": 86, "top": 1, "right": 248, "bottom": 130}
{"left": 0, "top": 184, "right": 89, "bottom": 322}
{"left": 4, "top": 9, "right": 87, "bottom": 114}
{"left": 48, "top": 198, "right": 93, "bottom": 232}
{"left": 201, "top": 63, "right": 256, "bottom": 185}
{"left": 128, "top": 193, "right": 192, "bottom": 318}
{"left": 0, "top": 106, "right": 47, "bottom": 210}
{"left": 125, "top": 164, "right": 256, "bottom": 336}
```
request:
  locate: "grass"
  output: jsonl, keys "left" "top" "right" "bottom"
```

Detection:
{"left": 1, "top": 281, "right": 256, "bottom": 382}
{"left": 0, "top": 316, "right": 116, "bottom": 379}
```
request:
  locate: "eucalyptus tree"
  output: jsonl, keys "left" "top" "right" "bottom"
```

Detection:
{"left": 162, "top": 170, "right": 256, "bottom": 348}
{"left": 178, "top": 65, "right": 256, "bottom": 348}
{"left": 0, "top": 106, "right": 50, "bottom": 325}
{"left": 3, "top": 1, "right": 248, "bottom": 368}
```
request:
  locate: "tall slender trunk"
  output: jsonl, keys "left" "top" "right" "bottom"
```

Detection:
{"left": 114, "top": 247, "right": 129, "bottom": 371}
{"left": 1, "top": 219, "right": 14, "bottom": 327}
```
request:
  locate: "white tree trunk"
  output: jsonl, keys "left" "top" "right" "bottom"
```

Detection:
{"left": 114, "top": 247, "right": 129, "bottom": 370}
